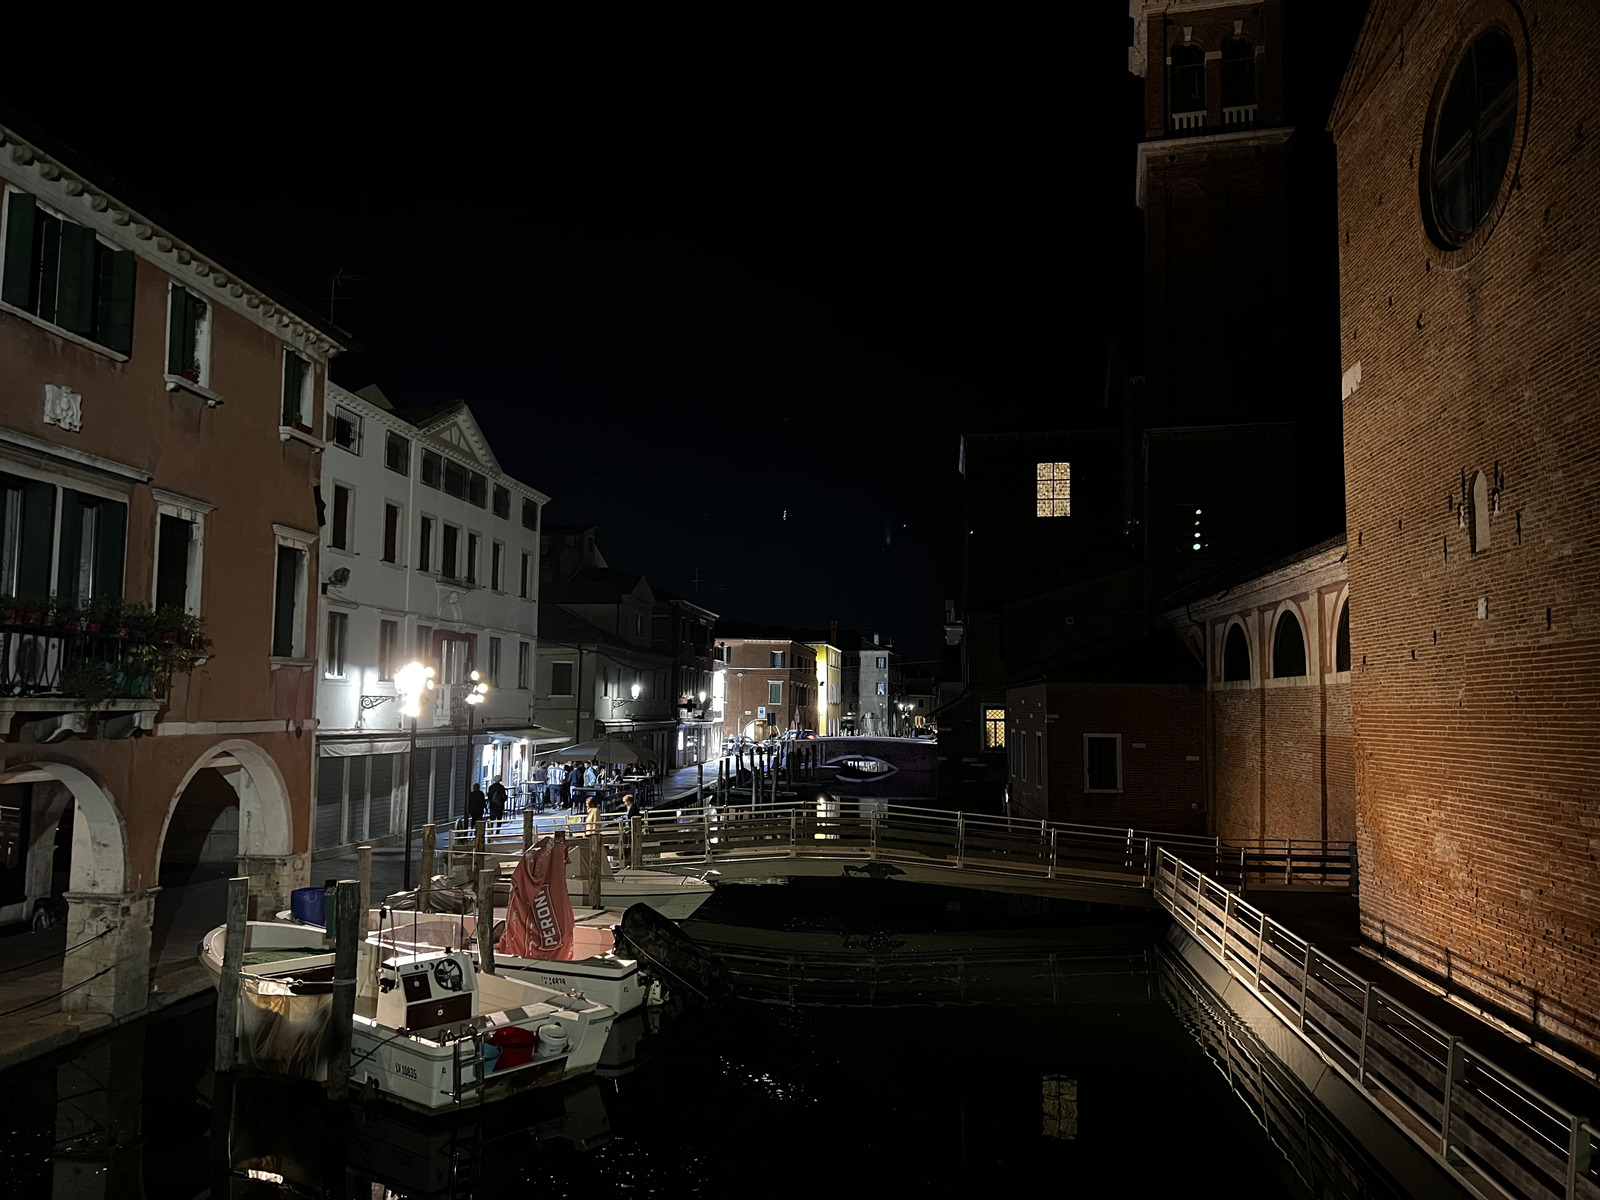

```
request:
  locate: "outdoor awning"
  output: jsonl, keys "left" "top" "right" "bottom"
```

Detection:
{"left": 318, "top": 737, "right": 411, "bottom": 757}
{"left": 481, "top": 725, "right": 572, "bottom": 744}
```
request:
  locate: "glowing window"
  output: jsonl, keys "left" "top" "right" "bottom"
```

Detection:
{"left": 1036, "top": 463, "right": 1071, "bottom": 517}
{"left": 984, "top": 707, "right": 1006, "bottom": 749}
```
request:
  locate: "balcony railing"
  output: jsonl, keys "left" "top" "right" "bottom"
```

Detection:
{"left": 1222, "top": 103, "right": 1258, "bottom": 126}
{"left": 0, "top": 621, "right": 164, "bottom": 702}
{"left": 1170, "top": 110, "right": 1206, "bottom": 132}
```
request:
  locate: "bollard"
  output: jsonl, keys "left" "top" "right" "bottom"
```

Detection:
{"left": 356, "top": 845, "right": 372, "bottom": 931}
{"left": 215, "top": 875, "right": 249, "bottom": 1072}
{"left": 477, "top": 868, "right": 497, "bottom": 975}
{"left": 419, "top": 824, "right": 436, "bottom": 913}
{"left": 329, "top": 879, "right": 360, "bottom": 1099}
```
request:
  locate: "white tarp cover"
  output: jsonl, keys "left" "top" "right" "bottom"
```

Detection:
{"left": 239, "top": 976, "right": 331, "bottom": 1082}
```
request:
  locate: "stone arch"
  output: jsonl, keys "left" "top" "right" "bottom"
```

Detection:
{"left": 1221, "top": 618, "right": 1253, "bottom": 682}
{"left": 0, "top": 760, "right": 125, "bottom": 893}
{"left": 160, "top": 738, "right": 294, "bottom": 864}
{"left": 1271, "top": 603, "right": 1309, "bottom": 679}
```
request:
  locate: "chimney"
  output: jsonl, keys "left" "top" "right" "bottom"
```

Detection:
{"left": 829, "top": 619, "right": 838, "bottom": 646}
{"left": 873, "top": 632, "right": 880, "bottom": 646}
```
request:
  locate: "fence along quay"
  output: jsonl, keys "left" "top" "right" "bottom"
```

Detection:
{"left": 1155, "top": 851, "right": 1598, "bottom": 1200}
{"left": 455, "top": 800, "right": 1595, "bottom": 1199}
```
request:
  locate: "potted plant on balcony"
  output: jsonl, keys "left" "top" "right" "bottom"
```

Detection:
{"left": 59, "top": 659, "right": 119, "bottom": 712}
{"left": 0, "top": 597, "right": 19, "bottom": 623}
{"left": 16, "top": 596, "right": 51, "bottom": 627}
{"left": 182, "top": 356, "right": 202, "bottom": 384}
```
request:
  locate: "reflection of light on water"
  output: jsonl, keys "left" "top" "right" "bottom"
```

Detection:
{"left": 718, "top": 1056, "right": 815, "bottom": 1103}
{"left": 1042, "top": 1075, "right": 1078, "bottom": 1140}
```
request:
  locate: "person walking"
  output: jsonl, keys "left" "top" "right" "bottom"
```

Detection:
{"left": 468, "top": 782, "right": 488, "bottom": 824}
{"left": 552, "top": 760, "right": 567, "bottom": 809}
{"left": 488, "top": 776, "right": 508, "bottom": 822}
{"left": 621, "top": 793, "right": 642, "bottom": 870}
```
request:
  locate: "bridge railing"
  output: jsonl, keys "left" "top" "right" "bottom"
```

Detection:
{"left": 453, "top": 803, "right": 1352, "bottom": 897}
{"left": 1155, "top": 849, "right": 1596, "bottom": 1200}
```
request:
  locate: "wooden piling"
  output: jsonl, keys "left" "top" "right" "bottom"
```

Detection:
{"left": 523, "top": 809, "right": 534, "bottom": 852}
{"left": 419, "top": 823, "right": 435, "bottom": 912}
{"left": 214, "top": 875, "right": 249, "bottom": 1072}
{"left": 476, "top": 867, "right": 497, "bottom": 975}
{"left": 356, "top": 845, "right": 372, "bottom": 928}
{"left": 697, "top": 760, "right": 704, "bottom": 806}
{"left": 328, "top": 879, "right": 360, "bottom": 1099}
{"left": 473, "top": 818, "right": 487, "bottom": 878}
{"left": 586, "top": 830, "right": 603, "bottom": 909}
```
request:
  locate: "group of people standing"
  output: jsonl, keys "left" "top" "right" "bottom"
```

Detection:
{"left": 530, "top": 759, "right": 627, "bottom": 811}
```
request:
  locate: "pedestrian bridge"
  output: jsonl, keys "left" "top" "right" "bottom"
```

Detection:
{"left": 450, "top": 801, "right": 1355, "bottom": 906}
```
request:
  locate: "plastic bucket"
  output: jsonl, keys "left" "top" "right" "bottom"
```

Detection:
{"left": 535, "top": 1023, "right": 570, "bottom": 1057}
{"left": 488, "top": 1026, "right": 538, "bottom": 1070}
{"left": 475, "top": 1042, "right": 503, "bottom": 1078}
{"left": 289, "top": 887, "right": 326, "bottom": 926}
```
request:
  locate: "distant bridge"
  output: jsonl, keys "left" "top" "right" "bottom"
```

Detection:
{"left": 453, "top": 800, "right": 1355, "bottom": 905}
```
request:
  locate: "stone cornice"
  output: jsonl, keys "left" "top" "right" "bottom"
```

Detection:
{"left": 0, "top": 123, "right": 345, "bottom": 364}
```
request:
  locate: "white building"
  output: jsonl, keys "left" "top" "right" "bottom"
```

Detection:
{"left": 313, "top": 383, "right": 553, "bottom": 850}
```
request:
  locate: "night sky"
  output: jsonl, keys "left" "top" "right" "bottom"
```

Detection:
{"left": 1, "top": 9, "right": 1355, "bottom": 661}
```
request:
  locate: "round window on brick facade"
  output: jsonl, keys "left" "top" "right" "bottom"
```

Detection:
{"left": 1426, "top": 28, "right": 1518, "bottom": 249}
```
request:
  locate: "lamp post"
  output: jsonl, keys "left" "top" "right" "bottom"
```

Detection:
{"left": 464, "top": 668, "right": 489, "bottom": 810}
{"left": 395, "top": 660, "right": 436, "bottom": 891}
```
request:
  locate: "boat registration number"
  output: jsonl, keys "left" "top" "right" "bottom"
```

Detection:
{"left": 391, "top": 1062, "right": 419, "bottom": 1080}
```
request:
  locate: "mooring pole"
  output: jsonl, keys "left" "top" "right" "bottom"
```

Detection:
{"left": 697, "top": 759, "right": 705, "bottom": 806}
{"left": 419, "top": 823, "right": 436, "bottom": 913}
{"left": 328, "top": 879, "right": 360, "bottom": 1099}
{"left": 523, "top": 808, "right": 534, "bottom": 852}
{"left": 214, "top": 875, "right": 249, "bottom": 1072}
{"left": 356, "top": 845, "right": 372, "bottom": 930}
{"left": 473, "top": 818, "right": 487, "bottom": 879}
{"left": 477, "top": 867, "right": 497, "bottom": 975}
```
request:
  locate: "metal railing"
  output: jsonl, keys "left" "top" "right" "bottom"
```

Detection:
{"left": 1171, "top": 110, "right": 1206, "bottom": 132}
{"left": 452, "top": 801, "right": 1354, "bottom": 899}
{"left": 0, "top": 623, "right": 161, "bottom": 700}
{"left": 1155, "top": 850, "right": 1598, "bottom": 1200}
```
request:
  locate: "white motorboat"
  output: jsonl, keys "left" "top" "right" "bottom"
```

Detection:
{"left": 199, "top": 921, "right": 615, "bottom": 1112}
{"left": 555, "top": 838, "right": 715, "bottom": 921}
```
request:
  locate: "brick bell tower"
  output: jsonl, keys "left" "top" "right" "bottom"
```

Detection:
{"left": 1130, "top": 0, "right": 1292, "bottom": 430}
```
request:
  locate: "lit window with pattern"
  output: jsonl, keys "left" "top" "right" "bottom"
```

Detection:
{"left": 1036, "top": 462, "right": 1070, "bottom": 517}
{"left": 984, "top": 707, "right": 1006, "bottom": 750}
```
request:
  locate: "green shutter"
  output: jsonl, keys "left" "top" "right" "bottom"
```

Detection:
{"left": 282, "top": 352, "right": 304, "bottom": 426}
{"left": 97, "top": 248, "right": 135, "bottom": 355}
{"left": 167, "top": 286, "right": 186, "bottom": 374}
{"left": 1, "top": 192, "right": 36, "bottom": 309}
{"left": 17, "top": 480, "right": 54, "bottom": 599}
{"left": 96, "top": 499, "right": 125, "bottom": 601}
{"left": 35, "top": 214, "right": 60, "bottom": 326}
{"left": 55, "top": 222, "right": 97, "bottom": 337}
{"left": 56, "top": 490, "right": 84, "bottom": 605}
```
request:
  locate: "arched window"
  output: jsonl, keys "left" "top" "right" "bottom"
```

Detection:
{"left": 1335, "top": 602, "right": 1351, "bottom": 673}
{"left": 1273, "top": 611, "right": 1307, "bottom": 678}
{"left": 1222, "top": 39, "right": 1256, "bottom": 111}
{"left": 1223, "top": 624, "right": 1251, "bottom": 682}
{"left": 1430, "top": 29, "right": 1518, "bottom": 246}
{"left": 1170, "top": 45, "right": 1206, "bottom": 127}
{"left": 1469, "top": 469, "right": 1490, "bottom": 553}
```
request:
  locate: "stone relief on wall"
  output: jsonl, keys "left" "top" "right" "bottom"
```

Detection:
{"left": 43, "top": 384, "right": 82, "bottom": 432}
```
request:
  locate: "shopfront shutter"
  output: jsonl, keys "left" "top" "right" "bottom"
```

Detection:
{"left": 453, "top": 744, "right": 470, "bottom": 822}
{"left": 367, "top": 754, "right": 393, "bottom": 839}
{"left": 431, "top": 747, "right": 452, "bottom": 826}
{"left": 411, "top": 748, "right": 432, "bottom": 830}
{"left": 96, "top": 248, "right": 135, "bottom": 355}
{"left": 1, "top": 192, "right": 36, "bottom": 309}
{"left": 344, "top": 755, "right": 368, "bottom": 846}
{"left": 54, "top": 222, "right": 96, "bottom": 336}
{"left": 316, "top": 755, "right": 346, "bottom": 849}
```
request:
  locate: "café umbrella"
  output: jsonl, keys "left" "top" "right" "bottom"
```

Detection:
{"left": 553, "top": 737, "right": 657, "bottom": 765}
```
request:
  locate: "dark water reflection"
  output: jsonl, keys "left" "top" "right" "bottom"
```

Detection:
{"left": 0, "top": 882, "right": 1409, "bottom": 1199}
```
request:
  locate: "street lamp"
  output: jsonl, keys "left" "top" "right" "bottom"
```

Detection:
{"left": 465, "top": 668, "right": 489, "bottom": 812}
{"left": 395, "top": 660, "right": 436, "bottom": 891}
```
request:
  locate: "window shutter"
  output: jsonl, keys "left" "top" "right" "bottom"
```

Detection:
{"left": 35, "top": 214, "right": 61, "bottom": 326}
{"left": 96, "top": 499, "right": 126, "bottom": 601}
{"left": 97, "top": 248, "right": 135, "bottom": 355}
{"left": 167, "top": 287, "right": 188, "bottom": 375}
{"left": 55, "top": 223, "right": 97, "bottom": 336}
{"left": 155, "top": 515, "right": 190, "bottom": 611}
{"left": 56, "top": 489, "right": 84, "bottom": 604}
{"left": 282, "top": 353, "right": 304, "bottom": 425}
{"left": 272, "top": 545, "right": 299, "bottom": 656}
{"left": 1, "top": 192, "right": 37, "bottom": 309}
{"left": 17, "top": 479, "right": 55, "bottom": 598}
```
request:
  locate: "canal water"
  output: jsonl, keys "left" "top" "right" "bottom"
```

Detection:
{"left": 0, "top": 880, "right": 1406, "bottom": 1198}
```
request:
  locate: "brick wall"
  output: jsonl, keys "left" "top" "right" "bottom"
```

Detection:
{"left": 1009, "top": 680, "right": 1205, "bottom": 833}
{"left": 1334, "top": 0, "right": 1600, "bottom": 1051}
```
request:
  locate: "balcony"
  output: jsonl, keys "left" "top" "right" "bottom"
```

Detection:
{"left": 1170, "top": 110, "right": 1206, "bottom": 133}
{"left": 0, "top": 603, "right": 203, "bottom": 735}
{"left": 1222, "top": 104, "right": 1258, "bottom": 127}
